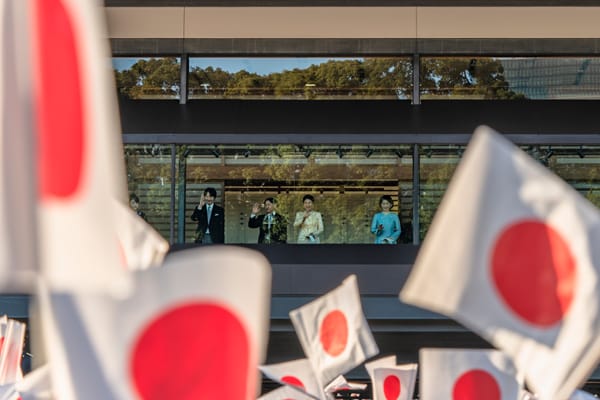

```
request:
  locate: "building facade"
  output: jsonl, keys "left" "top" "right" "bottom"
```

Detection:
{"left": 46, "top": 0, "right": 600, "bottom": 396}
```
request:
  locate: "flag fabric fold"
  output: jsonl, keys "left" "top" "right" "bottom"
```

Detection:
{"left": 289, "top": 275, "right": 379, "bottom": 386}
{"left": 401, "top": 126, "right": 600, "bottom": 400}
{"left": 113, "top": 199, "right": 169, "bottom": 271}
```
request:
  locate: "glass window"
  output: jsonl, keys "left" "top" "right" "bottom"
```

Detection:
{"left": 113, "top": 57, "right": 181, "bottom": 100}
{"left": 188, "top": 57, "right": 413, "bottom": 100}
{"left": 418, "top": 144, "right": 600, "bottom": 241}
{"left": 525, "top": 145, "right": 600, "bottom": 208}
{"left": 125, "top": 144, "right": 173, "bottom": 241}
{"left": 421, "top": 57, "right": 600, "bottom": 100}
{"left": 418, "top": 145, "right": 463, "bottom": 241}
{"left": 176, "top": 144, "right": 413, "bottom": 244}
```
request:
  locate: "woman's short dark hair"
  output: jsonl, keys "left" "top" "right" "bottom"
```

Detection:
{"left": 204, "top": 187, "right": 217, "bottom": 198}
{"left": 379, "top": 195, "right": 394, "bottom": 208}
{"left": 302, "top": 194, "right": 315, "bottom": 203}
{"left": 264, "top": 197, "right": 276, "bottom": 204}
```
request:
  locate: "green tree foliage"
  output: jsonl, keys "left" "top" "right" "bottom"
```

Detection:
{"left": 115, "top": 57, "right": 530, "bottom": 100}
{"left": 115, "top": 57, "right": 180, "bottom": 99}
{"left": 421, "top": 58, "right": 525, "bottom": 99}
{"left": 116, "top": 57, "right": 526, "bottom": 100}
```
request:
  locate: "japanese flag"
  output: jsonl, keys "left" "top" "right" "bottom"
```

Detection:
{"left": 30, "top": 0, "right": 129, "bottom": 292}
{"left": 258, "top": 386, "right": 316, "bottom": 400}
{"left": 365, "top": 355, "right": 396, "bottom": 381}
{"left": 401, "top": 126, "right": 600, "bottom": 400}
{"left": 0, "top": 319, "right": 25, "bottom": 385}
{"left": 113, "top": 199, "right": 169, "bottom": 271}
{"left": 259, "top": 359, "right": 323, "bottom": 399}
{"left": 0, "top": 0, "right": 38, "bottom": 292}
{"left": 40, "top": 246, "right": 271, "bottom": 400}
{"left": 420, "top": 348, "right": 520, "bottom": 400}
{"left": 289, "top": 275, "right": 379, "bottom": 386}
{"left": 371, "top": 364, "right": 417, "bottom": 400}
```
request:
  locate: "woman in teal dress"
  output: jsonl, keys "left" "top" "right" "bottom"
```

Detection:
{"left": 370, "top": 195, "right": 401, "bottom": 244}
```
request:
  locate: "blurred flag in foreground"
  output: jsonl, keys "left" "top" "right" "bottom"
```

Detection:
{"left": 371, "top": 364, "right": 417, "bottom": 400}
{"left": 16, "top": 365, "right": 53, "bottom": 400}
{"left": 40, "top": 246, "right": 271, "bottom": 400}
{"left": 401, "top": 126, "right": 600, "bottom": 400}
{"left": 290, "top": 275, "right": 378, "bottom": 386}
{"left": 30, "top": 0, "right": 129, "bottom": 293}
{"left": 420, "top": 348, "right": 520, "bottom": 400}
{"left": 260, "top": 359, "right": 323, "bottom": 399}
{"left": 569, "top": 390, "right": 597, "bottom": 400}
{"left": 0, "top": 0, "right": 37, "bottom": 292}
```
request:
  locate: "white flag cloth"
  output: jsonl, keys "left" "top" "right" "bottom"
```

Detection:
{"left": 289, "top": 275, "right": 379, "bottom": 385}
{"left": 400, "top": 126, "right": 600, "bottom": 400}
{"left": 259, "top": 359, "right": 323, "bottom": 399}
{"left": 371, "top": 364, "right": 417, "bottom": 400}
{"left": 0, "top": 0, "right": 38, "bottom": 292}
{"left": 113, "top": 199, "right": 169, "bottom": 270}
{"left": 570, "top": 390, "right": 597, "bottom": 400}
{"left": 16, "top": 365, "right": 53, "bottom": 400}
{"left": 365, "top": 355, "right": 397, "bottom": 381}
{"left": 420, "top": 348, "right": 520, "bottom": 400}
{"left": 0, "top": 384, "right": 17, "bottom": 400}
{"left": 30, "top": 0, "right": 129, "bottom": 293}
{"left": 258, "top": 386, "right": 316, "bottom": 400}
{"left": 40, "top": 246, "right": 271, "bottom": 400}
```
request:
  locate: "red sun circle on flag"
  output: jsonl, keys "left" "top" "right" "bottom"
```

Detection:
{"left": 383, "top": 374, "right": 401, "bottom": 400}
{"left": 319, "top": 309, "right": 349, "bottom": 357}
{"left": 281, "top": 375, "right": 306, "bottom": 390}
{"left": 130, "top": 302, "right": 251, "bottom": 400}
{"left": 35, "top": 0, "right": 85, "bottom": 199}
{"left": 491, "top": 219, "right": 576, "bottom": 327}
{"left": 452, "top": 369, "right": 500, "bottom": 400}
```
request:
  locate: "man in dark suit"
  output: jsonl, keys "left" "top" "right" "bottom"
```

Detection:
{"left": 191, "top": 187, "right": 225, "bottom": 244}
{"left": 248, "top": 197, "right": 287, "bottom": 244}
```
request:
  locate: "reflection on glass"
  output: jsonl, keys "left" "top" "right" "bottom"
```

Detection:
{"left": 524, "top": 145, "right": 600, "bottom": 208}
{"left": 188, "top": 57, "right": 412, "bottom": 100}
{"left": 124, "top": 144, "right": 172, "bottom": 241}
{"left": 418, "top": 145, "right": 463, "bottom": 240}
{"left": 421, "top": 57, "right": 600, "bottom": 100}
{"left": 176, "top": 144, "right": 413, "bottom": 244}
{"left": 113, "top": 57, "right": 181, "bottom": 100}
{"left": 418, "top": 144, "right": 600, "bottom": 241}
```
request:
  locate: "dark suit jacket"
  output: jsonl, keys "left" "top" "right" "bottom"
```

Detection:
{"left": 191, "top": 204, "right": 225, "bottom": 243}
{"left": 248, "top": 212, "right": 288, "bottom": 244}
